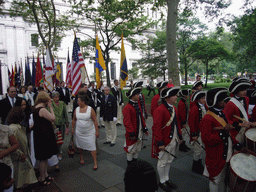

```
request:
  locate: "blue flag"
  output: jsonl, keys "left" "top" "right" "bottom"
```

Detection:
{"left": 31, "top": 55, "right": 36, "bottom": 86}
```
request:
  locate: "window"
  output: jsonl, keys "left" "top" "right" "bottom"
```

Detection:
{"left": 111, "top": 62, "right": 116, "bottom": 80}
{"left": 31, "top": 34, "right": 38, "bottom": 46}
{"left": 132, "top": 43, "right": 136, "bottom": 50}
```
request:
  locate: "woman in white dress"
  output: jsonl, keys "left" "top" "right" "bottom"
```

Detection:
{"left": 71, "top": 93, "right": 99, "bottom": 169}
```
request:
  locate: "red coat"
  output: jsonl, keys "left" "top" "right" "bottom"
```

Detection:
{"left": 123, "top": 101, "right": 147, "bottom": 152}
{"left": 224, "top": 96, "right": 250, "bottom": 137}
{"left": 200, "top": 114, "right": 239, "bottom": 180}
{"left": 189, "top": 94, "right": 196, "bottom": 109}
{"left": 177, "top": 98, "right": 187, "bottom": 128}
{"left": 138, "top": 93, "right": 148, "bottom": 118}
{"left": 252, "top": 105, "right": 256, "bottom": 121}
{"left": 151, "top": 94, "right": 160, "bottom": 116}
{"left": 188, "top": 103, "right": 208, "bottom": 139}
{"left": 151, "top": 103, "right": 182, "bottom": 159}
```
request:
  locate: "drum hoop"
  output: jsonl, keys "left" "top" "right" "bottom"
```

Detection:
{"left": 230, "top": 152, "right": 256, "bottom": 182}
{"left": 245, "top": 128, "right": 256, "bottom": 142}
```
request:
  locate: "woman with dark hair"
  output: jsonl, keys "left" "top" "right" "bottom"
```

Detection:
{"left": 7, "top": 107, "right": 37, "bottom": 191}
{"left": 71, "top": 93, "right": 99, "bottom": 169}
{"left": 0, "top": 163, "right": 14, "bottom": 192}
{"left": 18, "top": 86, "right": 29, "bottom": 102}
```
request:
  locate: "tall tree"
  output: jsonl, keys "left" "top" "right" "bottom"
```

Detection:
{"left": 8, "top": 0, "right": 77, "bottom": 59}
{"left": 154, "top": 0, "right": 254, "bottom": 86}
{"left": 230, "top": 8, "right": 256, "bottom": 72}
{"left": 70, "top": 0, "right": 156, "bottom": 86}
{"left": 186, "top": 37, "right": 231, "bottom": 87}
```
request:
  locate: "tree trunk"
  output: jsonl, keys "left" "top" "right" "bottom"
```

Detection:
{"left": 166, "top": 0, "right": 180, "bottom": 86}
{"left": 205, "top": 60, "right": 208, "bottom": 88}
{"left": 185, "top": 58, "right": 188, "bottom": 85}
{"left": 105, "top": 51, "right": 111, "bottom": 87}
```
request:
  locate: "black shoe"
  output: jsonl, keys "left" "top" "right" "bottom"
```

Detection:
{"left": 192, "top": 159, "right": 204, "bottom": 175}
{"left": 116, "top": 123, "right": 122, "bottom": 126}
{"left": 110, "top": 143, "right": 115, "bottom": 147}
{"left": 159, "top": 182, "right": 172, "bottom": 192}
{"left": 166, "top": 180, "right": 177, "bottom": 189}
{"left": 101, "top": 125, "right": 105, "bottom": 128}
{"left": 103, "top": 141, "right": 111, "bottom": 144}
{"left": 179, "top": 141, "right": 190, "bottom": 152}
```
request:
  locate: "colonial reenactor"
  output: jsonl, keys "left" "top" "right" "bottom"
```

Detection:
{"left": 111, "top": 79, "right": 124, "bottom": 126}
{"left": 123, "top": 87, "right": 149, "bottom": 165}
{"left": 132, "top": 81, "right": 148, "bottom": 120}
{"left": 200, "top": 88, "right": 242, "bottom": 192}
{"left": 224, "top": 78, "right": 256, "bottom": 143}
{"left": 188, "top": 90, "right": 207, "bottom": 174}
{"left": 177, "top": 89, "right": 191, "bottom": 152}
{"left": 150, "top": 81, "right": 168, "bottom": 116}
{"left": 152, "top": 87, "right": 182, "bottom": 191}
{"left": 190, "top": 81, "right": 203, "bottom": 109}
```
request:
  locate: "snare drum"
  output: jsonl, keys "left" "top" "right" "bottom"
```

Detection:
{"left": 228, "top": 153, "right": 256, "bottom": 192}
{"left": 245, "top": 128, "right": 256, "bottom": 153}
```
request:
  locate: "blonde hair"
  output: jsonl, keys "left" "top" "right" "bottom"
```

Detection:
{"left": 35, "top": 91, "right": 51, "bottom": 105}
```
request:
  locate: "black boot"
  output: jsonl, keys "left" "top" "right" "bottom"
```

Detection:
{"left": 192, "top": 159, "right": 204, "bottom": 175}
{"left": 159, "top": 182, "right": 172, "bottom": 192}
{"left": 179, "top": 141, "right": 190, "bottom": 152}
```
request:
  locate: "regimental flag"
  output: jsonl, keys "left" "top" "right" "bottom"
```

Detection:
{"left": 0, "top": 61, "right": 2, "bottom": 95}
{"left": 16, "top": 63, "right": 21, "bottom": 87}
{"left": 25, "top": 56, "right": 32, "bottom": 86}
{"left": 79, "top": 46, "right": 88, "bottom": 84}
{"left": 10, "top": 66, "right": 14, "bottom": 86}
{"left": 31, "top": 55, "right": 36, "bottom": 86}
{"left": 8, "top": 68, "right": 11, "bottom": 86}
{"left": 56, "top": 58, "right": 61, "bottom": 86}
{"left": 35, "top": 52, "right": 43, "bottom": 87}
{"left": 42, "top": 53, "right": 46, "bottom": 88}
{"left": 44, "top": 48, "right": 54, "bottom": 92}
{"left": 120, "top": 32, "right": 128, "bottom": 90}
{"left": 66, "top": 50, "right": 72, "bottom": 88}
{"left": 20, "top": 60, "right": 24, "bottom": 86}
{"left": 95, "top": 35, "right": 106, "bottom": 89}
{"left": 71, "top": 36, "right": 85, "bottom": 96}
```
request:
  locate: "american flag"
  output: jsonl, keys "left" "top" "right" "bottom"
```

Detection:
{"left": 71, "top": 37, "right": 85, "bottom": 96}
{"left": 66, "top": 50, "right": 72, "bottom": 88}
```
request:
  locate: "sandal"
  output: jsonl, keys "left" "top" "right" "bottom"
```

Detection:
{"left": 45, "top": 176, "right": 54, "bottom": 181}
{"left": 38, "top": 180, "right": 51, "bottom": 186}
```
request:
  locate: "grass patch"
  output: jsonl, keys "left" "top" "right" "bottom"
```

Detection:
{"left": 122, "top": 82, "right": 231, "bottom": 104}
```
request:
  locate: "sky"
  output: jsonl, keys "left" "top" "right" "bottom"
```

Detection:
{"left": 195, "top": 0, "right": 256, "bottom": 32}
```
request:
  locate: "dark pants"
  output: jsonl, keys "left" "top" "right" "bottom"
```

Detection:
{"left": 147, "top": 88, "right": 155, "bottom": 96}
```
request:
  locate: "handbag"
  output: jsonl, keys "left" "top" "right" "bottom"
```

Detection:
{"left": 68, "top": 135, "right": 75, "bottom": 158}
{"left": 53, "top": 125, "right": 63, "bottom": 145}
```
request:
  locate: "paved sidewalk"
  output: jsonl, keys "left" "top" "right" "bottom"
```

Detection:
{"left": 43, "top": 114, "right": 209, "bottom": 192}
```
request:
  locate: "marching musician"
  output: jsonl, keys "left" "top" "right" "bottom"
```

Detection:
{"left": 190, "top": 81, "right": 203, "bottom": 109}
{"left": 188, "top": 90, "right": 207, "bottom": 174}
{"left": 177, "top": 89, "right": 191, "bottom": 152}
{"left": 132, "top": 81, "right": 148, "bottom": 120}
{"left": 151, "top": 87, "right": 181, "bottom": 191}
{"left": 111, "top": 80, "right": 124, "bottom": 126}
{"left": 200, "top": 88, "right": 242, "bottom": 192}
{"left": 150, "top": 81, "right": 168, "bottom": 116}
{"left": 123, "top": 87, "right": 149, "bottom": 165}
{"left": 224, "top": 78, "right": 256, "bottom": 143}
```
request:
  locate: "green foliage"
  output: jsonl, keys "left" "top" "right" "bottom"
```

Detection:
{"left": 214, "top": 78, "right": 232, "bottom": 83}
{"left": 128, "top": 67, "right": 139, "bottom": 80}
{"left": 230, "top": 8, "right": 256, "bottom": 72}
{"left": 69, "top": 0, "right": 157, "bottom": 86}
{"left": 8, "top": 0, "right": 77, "bottom": 54}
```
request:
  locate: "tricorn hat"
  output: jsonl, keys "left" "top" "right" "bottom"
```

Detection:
{"left": 125, "top": 87, "right": 141, "bottom": 99}
{"left": 229, "top": 78, "right": 251, "bottom": 94}
{"left": 132, "top": 81, "right": 143, "bottom": 88}
{"left": 160, "top": 87, "right": 180, "bottom": 99}
{"left": 206, "top": 87, "right": 228, "bottom": 108}
{"left": 178, "top": 89, "right": 191, "bottom": 97}
{"left": 251, "top": 90, "right": 256, "bottom": 98}
{"left": 191, "top": 90, "right": 206, "bottom": 102}
{"left": 156, "top": 81, "right": 168, "bottom": 89}
{"left": 192, "top": 81, "right": 203, "bottom": 89}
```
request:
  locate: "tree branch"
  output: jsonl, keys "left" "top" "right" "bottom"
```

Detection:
{"left": 49, "top": 0, "right": 56, "bottom": 48}
{"left": 38, "top": 0, "right": 51, "bottom": 46}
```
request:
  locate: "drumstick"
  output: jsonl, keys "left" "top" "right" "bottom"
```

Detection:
{"left": 233, "top": 115, "right": 248, "bottom": 123}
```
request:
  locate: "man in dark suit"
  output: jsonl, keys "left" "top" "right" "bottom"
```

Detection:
{"left": 100, "top": 86, "right": 117, "bottom": 147}
{"left": 0, "top": 86, "right": 22, "bottom": 123}
{"left": 111, "top": 79, "right": 123, "bottom": 126}
{"left": 56, "top": 81, "right": 70, "bottom": 105}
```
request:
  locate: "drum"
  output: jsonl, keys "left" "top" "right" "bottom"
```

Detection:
{"left": 245, "top": 128, "right": 256, "bottom": 153}
{"left": 228, "top": 153, "right": 256, "bottom": 192}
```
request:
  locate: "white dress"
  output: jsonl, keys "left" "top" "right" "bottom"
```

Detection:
{"left": 75, "top": 106, "right": 96, "bottom": 151}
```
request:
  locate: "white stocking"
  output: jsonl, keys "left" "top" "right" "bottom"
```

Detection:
{"left": 157, "top": 165, "right": 166, "bottom": 184}
{"left": 164, "top": 163, "right": 171, "bottom": 182}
